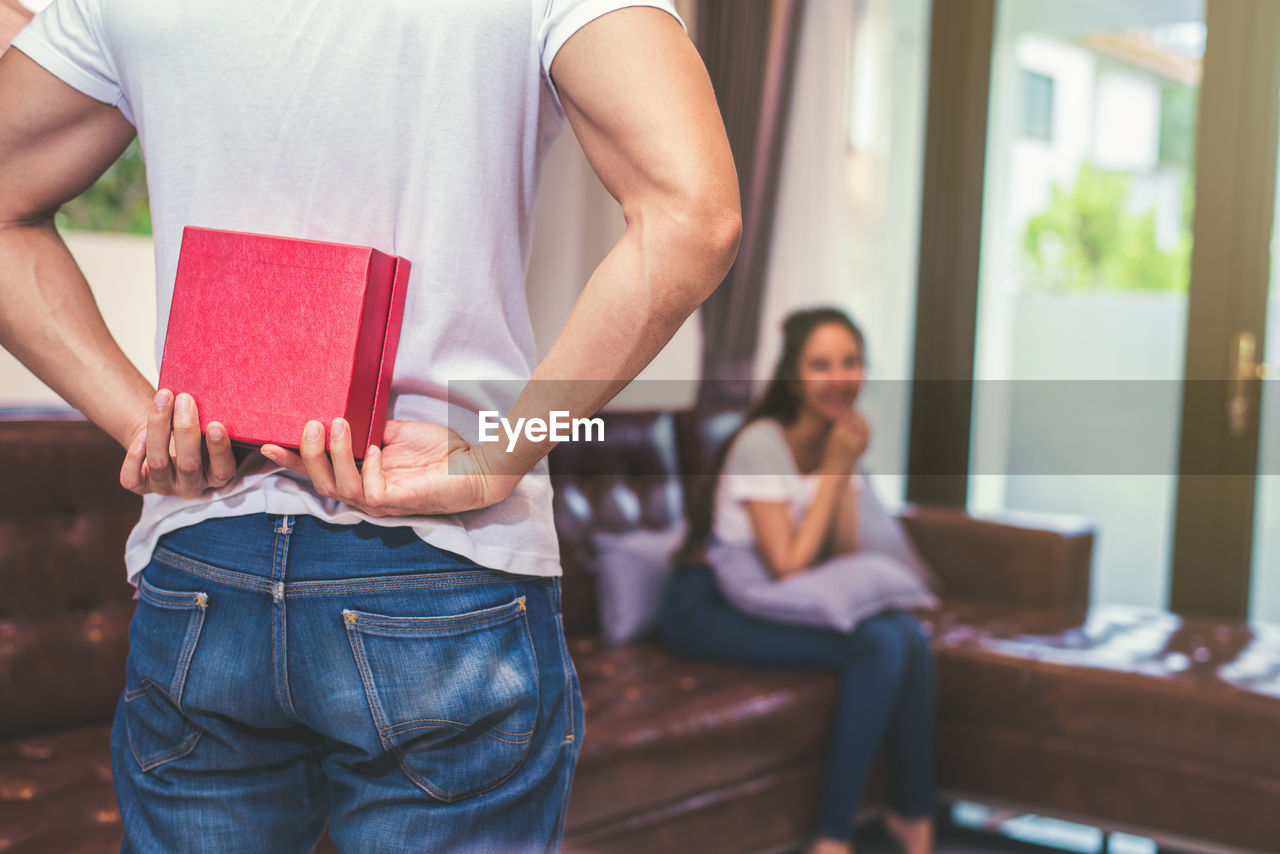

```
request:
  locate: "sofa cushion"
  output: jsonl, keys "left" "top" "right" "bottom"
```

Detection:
{"left": 564, "top": 759, "right": 828, "bottom": 854}
{"left": 932, "top": 603, "right": 1280, "bottom": 781}
{"left": 0, "top": 419, "right": 142, "bottom": 740}
{"left": 930, "top": 603, "right": 1280, "bottom": 849}
{"left": 0, "top": 723, "right": 122, "bottom": 854}
{"left": 566, "top": 601, "right": 1280, "bottom": 848}
{"left": 11, "top": 602, "right": 1278, "bottom": 853}
{"left": 564, "top": 636, "right": 837, "bottom": 831}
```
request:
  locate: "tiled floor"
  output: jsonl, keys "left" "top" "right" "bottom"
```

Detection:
{"left": 849, "top": 822, "right": 1089, "bottom": 853}
{"left": 782, "top": 809, "right": 1171, "bottom": 854}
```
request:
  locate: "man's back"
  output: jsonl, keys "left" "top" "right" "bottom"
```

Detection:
{"left": 13, "top": 0, "right": 636, "bottom": 580}
{"left": 20, "top": 0, "right": 564, "bottom": 398}
{"left": 1, "top": 2, "right": 740, "bottom": 848}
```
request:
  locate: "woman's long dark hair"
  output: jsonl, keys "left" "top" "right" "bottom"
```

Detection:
{"left": 675, "top": 307, "right": 865, "bottom": 564}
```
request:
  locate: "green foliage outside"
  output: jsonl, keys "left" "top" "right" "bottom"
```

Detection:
{"left": 1158, "top": 82, "right": 1197, "bottom": 169}
{"left": 1021, "top": 160, "right": 1193, "bottom": 293}
{"left": 54, "top": 139, "right": 152, "bottom": 236}
{"left": 1021, "top": 81, "right": 1197, "bottom": 294}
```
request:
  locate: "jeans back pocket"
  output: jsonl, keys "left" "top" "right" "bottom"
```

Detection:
{"left": 342, "top": 595, "right": 540, "bottom": 803}
{"left": 123, "top": 574, "right": 209, "bottom": 772}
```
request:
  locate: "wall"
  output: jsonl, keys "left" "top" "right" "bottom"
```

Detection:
{"left": 755, "top": 0, "right": 931, "bottom": 501}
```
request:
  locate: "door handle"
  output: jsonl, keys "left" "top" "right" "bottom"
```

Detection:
{"left": 1229, "top": 331, "right": 1278, "bottom": 437}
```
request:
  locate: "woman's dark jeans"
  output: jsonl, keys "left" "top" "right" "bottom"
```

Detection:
{"left": 659, "top": 564, "right": 936, "bottom": 842}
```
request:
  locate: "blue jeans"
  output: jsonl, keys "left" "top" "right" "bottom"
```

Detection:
{"left": 111, "top": 514, "right": 584, "bottom": 854}
{"left": 658, "top": 565, "right": 935, "bottom": 842}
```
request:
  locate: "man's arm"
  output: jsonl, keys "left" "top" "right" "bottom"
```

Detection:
{"left": 504, "top": 4, "right": 742, "bottom": 467}
{"left": 0, "top": 47, "right": 146, "bottom": 446}
{"left": 277, "top": 6, "right": 741, "bottom": 514}
{"left": 0, "top": 48, "right": 236, "bottom": 496}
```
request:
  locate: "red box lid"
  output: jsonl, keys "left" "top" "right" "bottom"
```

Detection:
{"left": 158, "top": 227, "right": 410, "bottom": 458}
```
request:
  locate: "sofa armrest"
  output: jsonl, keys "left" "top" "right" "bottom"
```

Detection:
{"left": 898, "top": 505, "right": 1094, "bottom": 611}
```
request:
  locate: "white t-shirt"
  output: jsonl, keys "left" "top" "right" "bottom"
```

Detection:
{"left": 13, "top": 0, "right": 682, "bottom": 582}
{"left": 712, "top": 418, "right": 856, "bottom": 548}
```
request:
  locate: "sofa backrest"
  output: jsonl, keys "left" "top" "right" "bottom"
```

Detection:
{"left": 545, "top": 405, "right": 764, "bottom": 634}
{"left": 0, "top": 410, "right": 711, "bottom": 734}
{"left": 548, "top": 410, "right": 688, "bottom": 634}
{"left": 0, "top": 409, "right": 1098, "bottom": 735}
{"left": 0, "top": 416, "right": 140, "bottom": 737}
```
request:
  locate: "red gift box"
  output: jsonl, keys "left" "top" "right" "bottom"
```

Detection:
{"left": 158, "top": 227, "right": 410, "bottom": 458}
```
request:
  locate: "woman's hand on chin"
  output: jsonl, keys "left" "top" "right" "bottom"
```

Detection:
{"left": 819, "top": 410, "right": 870, "bottom": 475}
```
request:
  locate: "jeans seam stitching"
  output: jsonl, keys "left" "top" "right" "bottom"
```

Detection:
{"left": 344, "top": 621, "right": 391, "bottom": 733}
{"left": 137, "top": 574, "right": 207, "bottom": 607}
{"left": 123, "top": 592, "right": 206, "bottom": 773}
{"left": 279, "top": 603, "right": 301, "bottom": 719}
{"left": 129, "top": 726, "right": 202, "bottom": 773}
{"left": 271, "top": 527, "right": 283, "bottom": 716}
{"left": 169, "top": 604, "right": 205, "bottom": 703}
{"left": 153, "top": 548, "right": 273, "bottom": 593}
{"left": 138, "top": 585, "right": 200, "bottom": 607}
{"left": 392, "top": 748, "right": 452, "bottom": 801}
{"left": 287, "top": 577, "right": 510, "bottom": 596}
{"left": 277, "top": 521, "right": 301, "bottom": 720}
{"left": 379, "top": 718, "right": 535, "bottom": 738}
{"left": 553, "top": 579, "right": 577, "bottom": 743}
{"left": 380, "top": 722, "right": 533, "bottom": 745}
{"left": 154, "top": 547, "right": 517, "bottom": 596}
{"left": 351, "top": 610, "right": 523, "bottom": 633}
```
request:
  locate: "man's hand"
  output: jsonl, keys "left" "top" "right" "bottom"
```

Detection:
{"left": 119, "top": 390, "right": 238, "bottom": 498}
{"left": 259, "top": 419, "right": 520, "bottom": 517}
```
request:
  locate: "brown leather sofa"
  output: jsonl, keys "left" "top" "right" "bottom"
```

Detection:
{"left": 2, "top": 412, "right": 1279, "bottom": 853}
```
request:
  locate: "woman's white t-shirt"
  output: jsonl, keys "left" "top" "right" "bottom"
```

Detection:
{"left": 712, "top": 418, "right": 854, "bottom": 548}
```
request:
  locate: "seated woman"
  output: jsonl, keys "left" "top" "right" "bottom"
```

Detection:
{"left": 660, "top": 308, "right": 936, "bottom": 854}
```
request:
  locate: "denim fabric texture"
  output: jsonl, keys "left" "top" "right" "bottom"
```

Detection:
{"left": 111, "top": 513, "right": 584, "bottom": 854}
{"left": 659, "top": 565, "right": 936, "bottom": 843}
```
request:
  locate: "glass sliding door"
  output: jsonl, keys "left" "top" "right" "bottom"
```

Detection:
{"left": 968, "top": 0, "right": 1204, "bottom": 610}
{"left": 1249, "top": 96, "right": 1280, "bottom": 625}
{"left": 1169, "top": 0, "right": 1280, "bottom": 620}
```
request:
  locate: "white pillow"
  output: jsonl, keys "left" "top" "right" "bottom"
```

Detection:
{"left": 588, "top": 524, "right": 687, "bottom": 645}
{"left": 706, "top": 543, "right": 937, "bottom": 634}
{"left": 856, "top": 473, "right": 937, "bottom": 589}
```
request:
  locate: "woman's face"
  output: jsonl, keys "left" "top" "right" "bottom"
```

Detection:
{"left": 793, "top": 322, "right": 865, "bottom": 422}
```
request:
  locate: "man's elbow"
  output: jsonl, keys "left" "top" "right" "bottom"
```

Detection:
{"left": 666, "top": 192, "right": 741, "bottom": 294}
{"left": 703, "top": 195, "right": 742, "bottom": 269}
{"left": 627, "top": 179, "right": 740, "bottom": 314}
{"left": 693, "top": 182, "right": 741, "bottom": 270}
